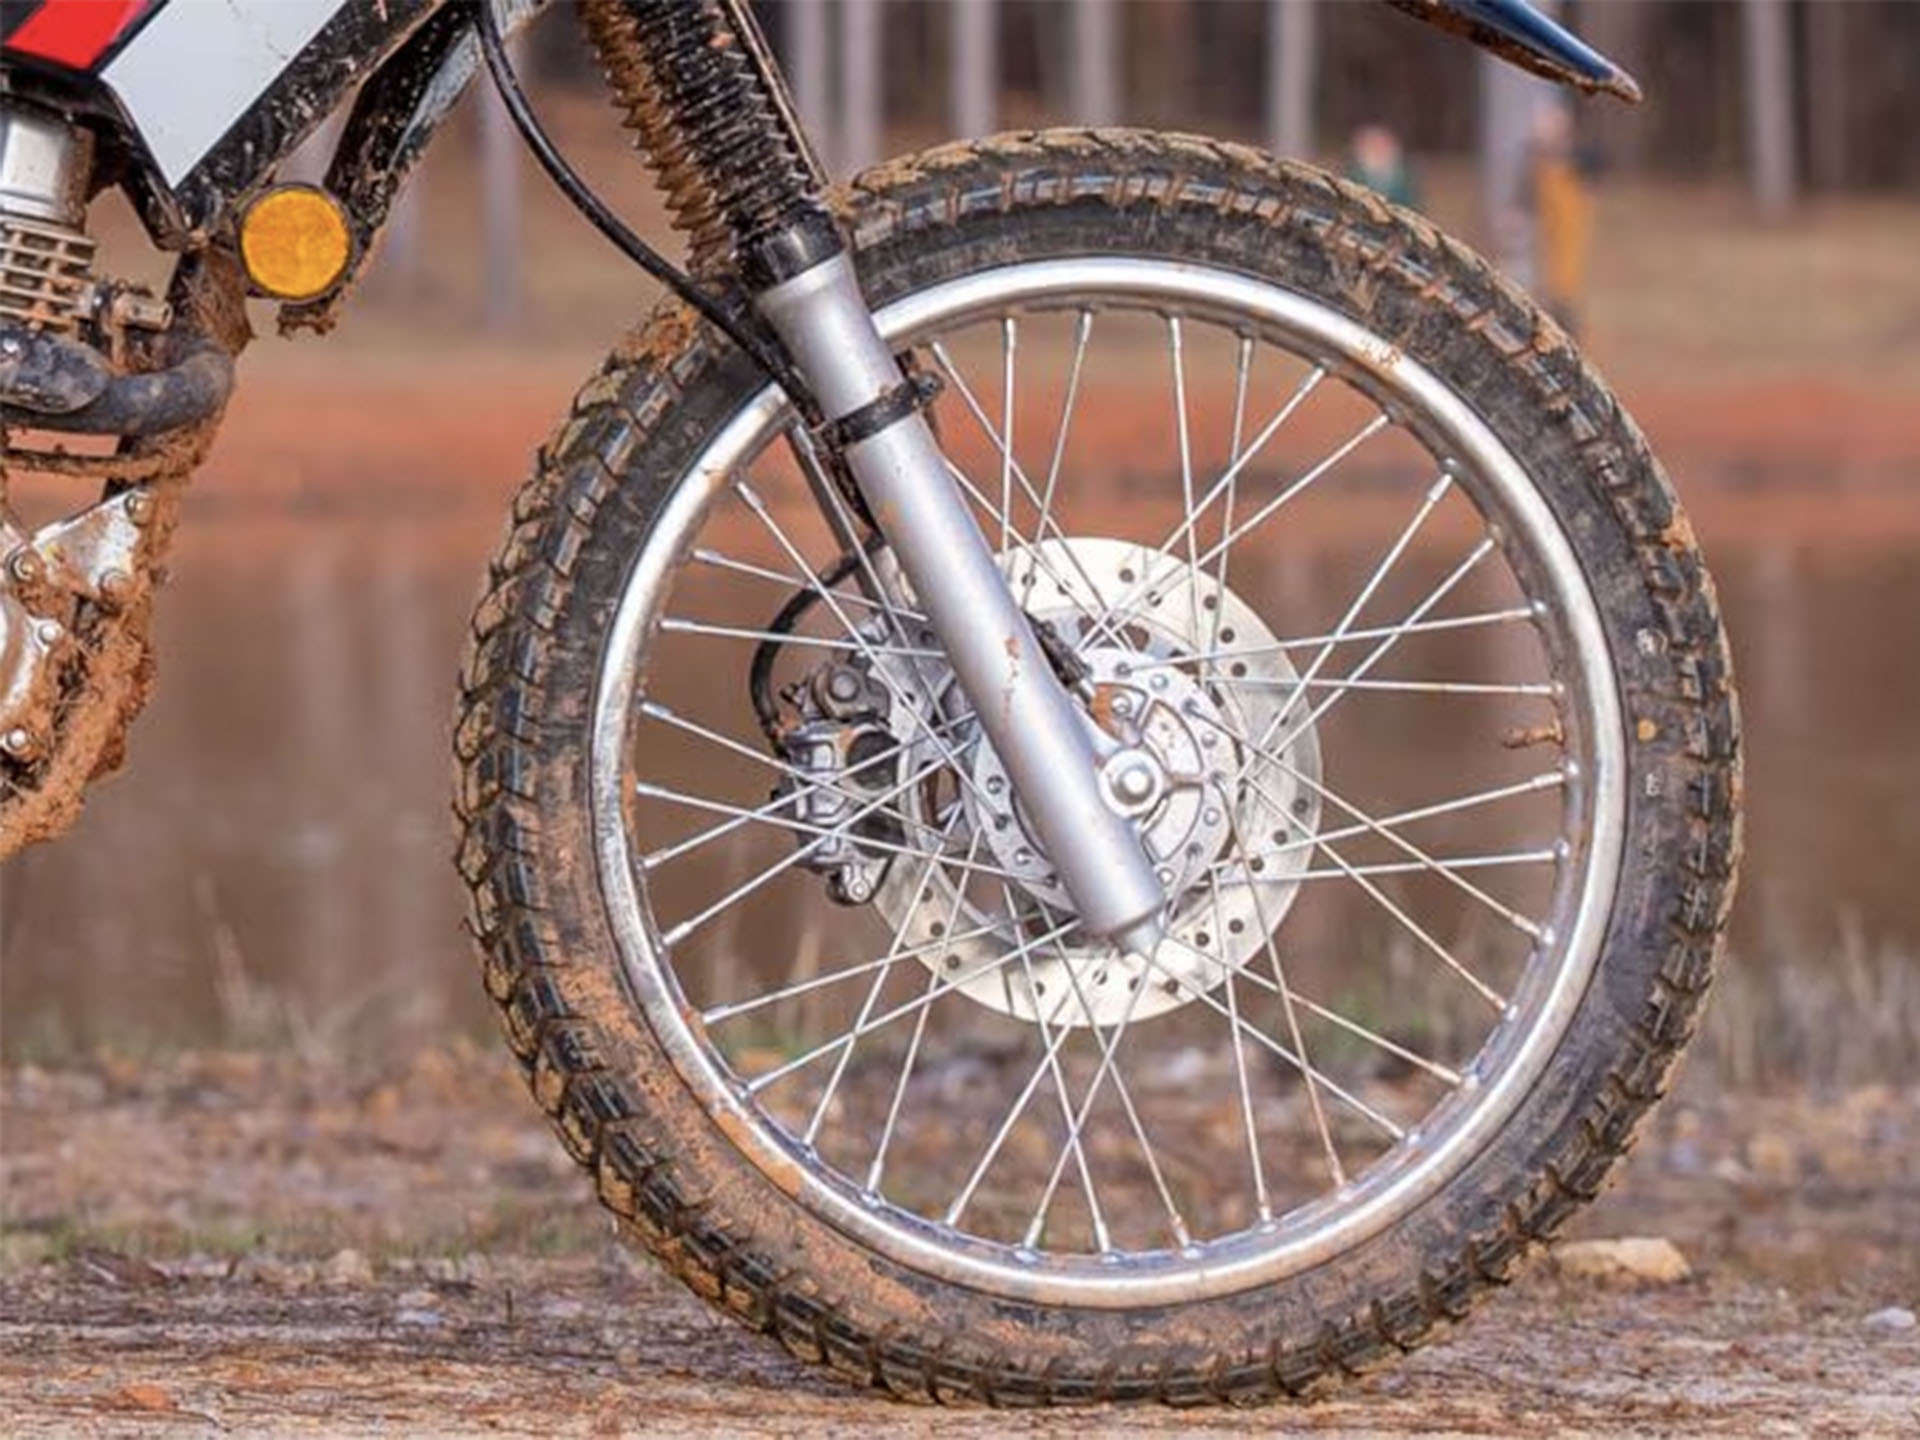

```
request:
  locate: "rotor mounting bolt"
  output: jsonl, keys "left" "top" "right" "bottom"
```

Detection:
{"left": 125, "top": 492, "right": 156, "bottom": 526}
{"left": 1110, "top": 760, "right": 1157, "bottom": 805}
{"left": 33, "top": 619, "right": 62, "bottom": 647}
{"left": 825, "top": 668, "right": 864, "bottom": 704}
{"left": 1, "top": 727, "right": 36, "bottom": 759}
{"left": 1110, "top": 692, "right": 1135, "bottom": 718}
{"left": 7, "top": 550, "right": 42, "bottom": 584}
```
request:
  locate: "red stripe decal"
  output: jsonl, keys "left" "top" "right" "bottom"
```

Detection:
{"left": 6, "top": 0, "right": 149, "bottom": 71}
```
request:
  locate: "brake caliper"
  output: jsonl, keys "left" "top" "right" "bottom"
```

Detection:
{"left": 773, "top": 658, "right": 903, "bottom": 905}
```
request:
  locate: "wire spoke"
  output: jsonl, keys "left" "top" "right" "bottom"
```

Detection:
{"left": 634, "top": 771, "right": 1028, "bottom": 892}
{"left": 1222, "top": 801, "right": 1344, "bottom": 1188}
{"left": 1076, "top": 362, "right": 1327, "bottom": 656}
{"left": 940, "top": 927, "right": 1100, "bottom": 1227}
{"left": 1147, "top": 940, "right": 1406, "bottom": 1141}
{"left": 1205, "top": 770, "right": 1569, "bottom": 876}
{"left": 803, "top": 812, "right": 963, "bottom": 1145}
{"left": 1232, "top": 675, "right": 1557, "bottom": 697}
{"left": 1257, "top": 535, "right": 1501, "bottom": 758}
{"left": 1036, "top": 309, "right": 1094, "bottom": 548}
{"left": 999, "top": 316, "right": 1016, "bottom": 552}
{"left": 1141, "top": 607, "right": 1538, "bottom": 670}
{"left": 702, "top": 915, "right": 1011, "bottom": 1025}
{"left": 748, "top": 916, "right": 1079, "bottom": 1098}
{"left": 1169, "top": 317, "right": 1202, "bottom": 626}
{"left": 1313, "top": 836, "right": 1507, "bottom": 1010}
{"left": 644, "top": 747, "right": 968, "bottom": 946}
{"left": 1257, "top": 471, "right": 1454, "bottom": 751}
{"left": 1000, "top": 887, "right": 1109, "bottom": 1248}
{"left": 865, "top": 831, "right": 988, "bottom": 1193}
{"left": 1210, "top": 879, "right": 1271, "bottom": 1221}
{"left": 1212, "top": 848, "right": 1560, "bottom": 886}
{"left": 1178, "top": 920, "right": 1465, "bottom": 1087}
{"left": 659, "top": 616, "right": 940, "bottom": 659}
{"left": 1212, "top": 333, "right": 1254, "bottom": 650}
{"left": 688, "top": 546, "right": 929, "bottom": 624}
{"left": 1019, "top": 940, "right": 1159, "bottom": 1250}
{"left": 736, "top": 480, "right": 1003, "bottom": 812}
{"left": 634, "top": 709, "right": 971, "bottom": 872}
{"left": 930, "top": 340, "right": 1141, "bottom": 641}
{"left": 1193, "top": 704, "right": 1552, "bottom": 941}
{"left": 638, "top": 700, "right": 971, "bottom": 857}
{"left": 1077, "top": 400, "right": 1385, "bottom": 656}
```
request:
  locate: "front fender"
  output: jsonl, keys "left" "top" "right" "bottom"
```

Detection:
{"left": 1384, "top": 0, "right": 1642, "bottom": 103}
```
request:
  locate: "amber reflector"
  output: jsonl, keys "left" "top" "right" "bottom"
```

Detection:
{"left": 239, "top": 186, "right": 351, "bottom": 301}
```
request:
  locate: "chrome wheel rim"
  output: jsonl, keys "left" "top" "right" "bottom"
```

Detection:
{"left": 591, "top": 258, "right": 1625, "bottom": 1307}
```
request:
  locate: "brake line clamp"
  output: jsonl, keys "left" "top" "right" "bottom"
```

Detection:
{"left": 816, "top": 369, "right": 944, "bottom": 452}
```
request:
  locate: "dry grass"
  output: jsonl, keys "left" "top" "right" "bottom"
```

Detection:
{"left": 1695, "top": 912, "right": 1920, "bottom": 1091}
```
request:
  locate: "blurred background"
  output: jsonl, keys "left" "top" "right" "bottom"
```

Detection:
{"left": 3, "top": 0, "right": 1918, "bottom": 1094}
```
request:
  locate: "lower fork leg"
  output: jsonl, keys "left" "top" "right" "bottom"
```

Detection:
{"left": 755, "top": 251, "right": 1165, "bottom": 954}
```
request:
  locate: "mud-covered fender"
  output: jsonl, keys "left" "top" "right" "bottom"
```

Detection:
{"left": 1384, "top": 0, "right": 1642, "bottom": 102}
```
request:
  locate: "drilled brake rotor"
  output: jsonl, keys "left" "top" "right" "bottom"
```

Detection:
{"left": 869, "top": 536, "right": 1322, "bottom": 1028}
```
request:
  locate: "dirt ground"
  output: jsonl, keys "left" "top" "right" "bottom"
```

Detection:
{"left": 2, "top": 1051, "right": 1916, "bottom": 1435}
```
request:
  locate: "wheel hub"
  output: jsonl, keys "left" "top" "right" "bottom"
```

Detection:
{"left": 967, "top": 644, "right": 1234, "bottom": 916}
{"left": 870, "top": 536, "right": 1324, "bottom": 1028}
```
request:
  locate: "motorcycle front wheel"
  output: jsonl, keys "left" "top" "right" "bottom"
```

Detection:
{"left": 456, "top": 130, "right": 1740, "bottom": 1403}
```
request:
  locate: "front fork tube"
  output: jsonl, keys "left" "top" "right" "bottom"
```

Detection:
{"left": 755, "top": 253, "right": 1166, "bottom": 954}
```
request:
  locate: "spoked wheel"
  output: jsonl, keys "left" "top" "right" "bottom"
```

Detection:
{"left": 458, "top": 132, "right": 1739, "bottom": 1402}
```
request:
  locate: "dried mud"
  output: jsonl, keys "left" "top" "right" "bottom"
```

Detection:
{"left": 3, "top": 1053, "right": 1915, "bottom": 1434}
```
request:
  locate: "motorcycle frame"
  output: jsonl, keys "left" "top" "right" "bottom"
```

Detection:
{"left": 0, "top": 0, "right": 1636, "bottom": 946}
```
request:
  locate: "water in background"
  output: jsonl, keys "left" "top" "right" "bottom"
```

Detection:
{"left": 3, "top": 462, "right": 1917, "bottom": 1079}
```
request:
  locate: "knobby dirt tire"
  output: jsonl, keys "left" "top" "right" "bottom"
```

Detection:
{"left": 453, "top": 130, "right": 1741, "bottom": 1404}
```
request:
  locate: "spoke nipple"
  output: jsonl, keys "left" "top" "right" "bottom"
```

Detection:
{"left": 1562, "top": 760, "right": 1582, "bottom": 780}
{"left": 1554, "top": 839, "right": 1572, "bottom": 860}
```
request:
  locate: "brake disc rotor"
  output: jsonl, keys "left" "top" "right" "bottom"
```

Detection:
{"left": 869, "top": 536, "right": 1322, "bottom": 1028}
